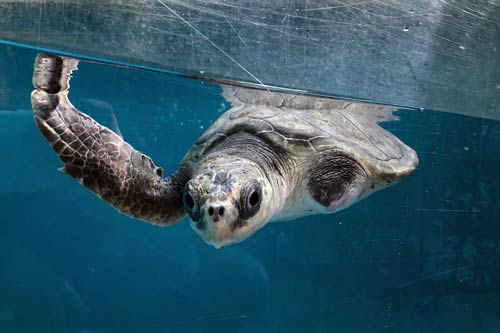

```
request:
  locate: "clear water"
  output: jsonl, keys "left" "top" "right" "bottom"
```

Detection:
{"left": 1, "top": 43, "right": 500, "bottom": 333}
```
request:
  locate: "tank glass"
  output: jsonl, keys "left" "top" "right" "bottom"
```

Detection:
{"left": 1, "top": 1, "right": 500, "bottom": 332}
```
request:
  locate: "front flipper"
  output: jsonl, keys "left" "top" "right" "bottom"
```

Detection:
{"left": 31, "top": 54, "right": 188, "bottom": 226}
{"left": 305, "top": 151, "right": 370, "bottom": 214}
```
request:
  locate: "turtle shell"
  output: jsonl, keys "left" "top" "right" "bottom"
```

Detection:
{"left": 184, "top": 85, "right": 418, "bottom": 181}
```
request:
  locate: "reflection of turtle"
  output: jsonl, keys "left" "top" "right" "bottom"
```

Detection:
{"left": 31, "top": 54, "right": 418, "bottom": 248}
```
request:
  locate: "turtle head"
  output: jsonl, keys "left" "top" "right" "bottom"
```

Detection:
{"left": 183, "top": 161, "right": 274, "bottom": 248}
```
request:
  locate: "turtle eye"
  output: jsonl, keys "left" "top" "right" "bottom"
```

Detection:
{"left": 184, "top": 192, "right": 195, "bottom": 210}
{"left": 183, "top": 190, "right": 201, "bottom": 222}
{"left": 249, "top": 191, "right": 260, "bottom": 207}
{"left": 239, "top": 181, "right": 262, "bottom": 220}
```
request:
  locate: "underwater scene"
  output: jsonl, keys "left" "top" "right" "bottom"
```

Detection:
{"left": 1, "top": 42, "right": 500, "bottom": 333}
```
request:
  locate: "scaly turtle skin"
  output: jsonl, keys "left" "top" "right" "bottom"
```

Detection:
{"left": 31, "top": 54, "right": 418, "bottom": 248}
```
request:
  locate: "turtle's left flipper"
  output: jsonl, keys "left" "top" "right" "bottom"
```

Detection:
{"left": 31, "top": 54, "right": 188, "bottom": 226}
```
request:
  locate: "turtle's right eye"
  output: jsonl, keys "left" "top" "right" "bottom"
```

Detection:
{"left": 184, "top": 190, "right": 201, "bottom": 223}
{"left": 183, "top": 184, "right": 201, "bottom": 222}
{"left": 184, "top": 192, "right": 195, "bottom": 210}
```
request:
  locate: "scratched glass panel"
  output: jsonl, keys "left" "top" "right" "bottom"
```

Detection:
{"left": 0, "top": 0, "right": 499, "bottom": 120}
{"left": 1, "top": 1, "right": 500, "bottom": 333}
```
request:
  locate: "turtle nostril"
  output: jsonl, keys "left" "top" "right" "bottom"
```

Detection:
{"left": 207, "top": 205, "right": 225, "bottom": 220}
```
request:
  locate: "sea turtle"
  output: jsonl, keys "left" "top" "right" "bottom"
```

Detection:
{"left": 31, "top": 54, "right": 418, "bottom": 248}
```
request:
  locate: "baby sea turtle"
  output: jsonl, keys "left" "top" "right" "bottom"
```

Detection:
{"left": 31, "top": 54, "right": 418, "bottom": 248}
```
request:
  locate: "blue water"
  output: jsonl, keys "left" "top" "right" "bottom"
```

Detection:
{"left": 1, "top": 43, "right": 500, "bottom": 333}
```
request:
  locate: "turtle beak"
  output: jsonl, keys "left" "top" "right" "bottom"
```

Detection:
{"left": 204, "top": 201, "right": 227, "bottom": 223}
{"left": 192, "top": 200, "right": 241, "bottom": 248}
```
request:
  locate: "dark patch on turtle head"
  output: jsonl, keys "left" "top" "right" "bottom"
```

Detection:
{"left": 213, "top": 171, "right": 229, "bottom": 185}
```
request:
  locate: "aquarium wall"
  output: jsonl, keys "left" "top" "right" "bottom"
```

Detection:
{"left": 1, "top": 1, "right": 500, "bottom": 333}
{"left": 1, "top": 0, "right": 499, "bottom": 120}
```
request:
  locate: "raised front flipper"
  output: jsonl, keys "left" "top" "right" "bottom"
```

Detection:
{"left": 31, "top": 54, "right": 188, "bottom": 226}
